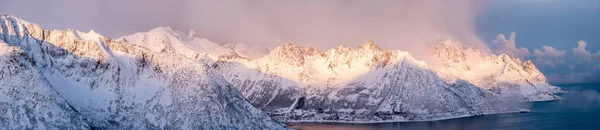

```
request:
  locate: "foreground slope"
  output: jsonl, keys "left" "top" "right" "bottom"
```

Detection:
{"left": 0, "top": 14, "right": 283, "bottom": 129}
{"left": 0, "top": 39, "right": 90, "bottom": 129}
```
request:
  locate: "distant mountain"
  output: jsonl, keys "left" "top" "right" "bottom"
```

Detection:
{"left": 0, "top": 15, "right": 283, "bottom": 129}
{"left": 210, "top": 42, "right": 533, "bottom": 122}
{"left": 430, "top": 39, "right": 561, "bottom": 101}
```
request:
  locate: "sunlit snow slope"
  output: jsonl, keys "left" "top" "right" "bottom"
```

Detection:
{"left": 0, "top": 14, "right": 283, "bottom": 129}
{"left": 430, "top": 40, "right": 561, "bottom": 102}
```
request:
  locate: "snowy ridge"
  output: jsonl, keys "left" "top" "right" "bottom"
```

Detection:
{"left": 0, "top": 14, "right": 283, "bottom": 129}
{"left": 117, "top": 27, "right": 230, "bottom": 56}
{"left": 116, "top": 27, "right": 234, "bottom": 65}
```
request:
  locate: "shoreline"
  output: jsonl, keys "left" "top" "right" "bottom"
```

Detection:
{"left": 279, "top": 109, "right": 528, "bottom": 124}
{"left": 279, "top": 98, "right": 563, "bottom": 125}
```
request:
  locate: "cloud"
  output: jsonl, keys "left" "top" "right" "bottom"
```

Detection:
{"left": 516, "top": 48, "right": 532, "bottom": 58}
{"left": 492, "top": 32, "right": 516, "bottom": 54}
{"left": 0, "top": 0, "right": 488, "bottom": 59}
{"left": 490, "top": 32, "right": 600, "bottom": 84}
{"left": 573, "top": 40, "right": 593, "bottom": 62}
{"left": 572, "top": 40, "right": 600, "bottom": 64}
{"left": 492, "top": 32, "right": 531, "bottom": 58}
{"left": 532, "top": 46, "right": 566, "bottom": 67}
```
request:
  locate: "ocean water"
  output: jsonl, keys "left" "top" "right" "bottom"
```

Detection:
{"left": 287, "top": 84, "right": 600, "bottom": 130}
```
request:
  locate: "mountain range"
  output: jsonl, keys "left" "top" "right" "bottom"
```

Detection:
{"left": 0, "top": 14, "right": 561, "bottom": 128}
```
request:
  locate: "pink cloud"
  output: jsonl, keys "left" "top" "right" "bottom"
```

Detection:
{"left": 492, "top": 32, "right": 531, "bottom": 58}
{"left": 573, "top": 40, "right": 593, "bottom": 62}
{"left": 490, "top": 33, "right": 600, "bottom": 84}
{"left": 532, "top": 46, "right": 566, "bottom": 67}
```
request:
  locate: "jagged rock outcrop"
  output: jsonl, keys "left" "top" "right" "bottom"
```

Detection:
{"left": 0, "top": 14, "right": 283, "bottom": 129}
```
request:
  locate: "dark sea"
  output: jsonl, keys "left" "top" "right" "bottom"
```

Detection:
{"left": 287, "top": 83, "right": 600, "bottom": 130}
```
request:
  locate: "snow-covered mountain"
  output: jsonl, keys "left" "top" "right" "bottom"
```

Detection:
{"left": 0, "top": 39, "right": 90, "bottom": 129}
{"left": 211, "top": 42, "right": 529, "bottom": 122}
{"left": 0, "top": 15, "right": 283, "bottom": 129}
{"left": 117, "top": 27, "right": 271, "bottom": 60}
{"left": 429, "top": 40, "right": 562, "bottom": 101}
{"left": 120, "top": 26, "right": 561, "bottom": 123}
{"left": 0, "top": 13, "right": 562, "bottom": 125}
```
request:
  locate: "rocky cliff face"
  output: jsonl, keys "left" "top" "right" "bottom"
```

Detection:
{"left": 0, "top": 14, "right": 283, "bottom": 129}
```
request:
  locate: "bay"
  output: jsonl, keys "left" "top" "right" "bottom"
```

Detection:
{"left": 287, "top": 84, "right": 600, "bottom": 130}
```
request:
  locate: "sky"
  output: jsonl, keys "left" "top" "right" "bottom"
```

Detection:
{"left": 478, "top": 0, "right": 600, "bottom": 84}
{"left": 1, "top": 0, "right": 598, "bottom": 84}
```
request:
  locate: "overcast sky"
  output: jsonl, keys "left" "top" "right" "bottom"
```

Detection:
{"left": 1, "top": 0, "right": 599, "bottom": 84}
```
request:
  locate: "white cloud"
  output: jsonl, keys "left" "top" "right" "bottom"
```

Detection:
{"left": 492, "top": 32, "right": 531, "bottom": 58}
{"left": 533, "top": 46, "right": 566, "bottom": 58}
{"left": 491, "top": 32, "right": 569, "bottom": 68}
{"left": 569, "top": 40, "right": 600, "bottom": 76}
{"left": 492, "top": 32, "right": 516, "bottom": 53}
{"left": 492, "top": 32, "right": 600, "bottom": 77}
{"left": 516, "top": 47, "right": 532, "bottom": 58}
{"left": 531, "top": 46, "right": 566, "bottom": 67}
{"left": 573, "top": 40, "right": 593, "bottom": 62}
{"left": 530, "top": 41, "right": 600, "bottom": 84}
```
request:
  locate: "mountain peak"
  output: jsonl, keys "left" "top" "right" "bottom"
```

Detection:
{"left": 267, "top": 43, "right": 308, "bottom": 66}
{"left": 282, "top": 42, "right": 297, "bottom": 47}
{"left": 151, "top": 26, "right": 174, "bottom": 32}
{"left": 148, "top": 26, "right": 190, "bottom": 40}
{"left": 1, "top": 14, "right": 44, "bottom": 39}
{"left": 74, "top": 30, "right": 106, "bottom": 43}
{"left": 336, "top": 44, "right": 345, "bottom": 49}
{"left": 271, "top": 43, "right": 299, "bottom": 53}
{"left": 441, "top": 39, "right": 458, "bottom": 46}
{"left": 359, "top": 41, "right": 382, "bottom": 51}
